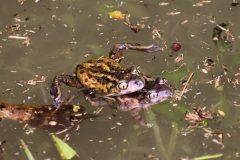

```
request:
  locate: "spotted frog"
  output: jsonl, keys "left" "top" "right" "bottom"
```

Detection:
{"left": 50, "top": 43, "right": 161, "bottom": 108}
{"left": 85, "top": 78, "right": 173, "bottom": 127}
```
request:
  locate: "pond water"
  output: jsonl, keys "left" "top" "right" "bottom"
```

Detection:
{"left": 0, "top": 0, "right": 240, "bottom": 159}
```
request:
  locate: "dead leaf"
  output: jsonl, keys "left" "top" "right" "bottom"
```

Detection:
{"left": 108, "top": 11, "right": 125, "bottom": 20}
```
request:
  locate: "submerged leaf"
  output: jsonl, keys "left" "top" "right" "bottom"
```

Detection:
{"left": 52, "top": 134, "right": 78, "bottom": 160}
{"left": 20, "top": 139, "right": 35, "bottom": 160}
{"left": 213, "top": 38, "right": 229, "bottom": 53}
{"left": 108, "top": 11, "right": 125, "bottom": 20}
{"left": 216, "top": 85, "right": 224, "bottom": 91}
{"left": 152, "top": 102, "right": 189, "bottom": 123}
{"left": 161, "top": 66, "right": 188, "bottom": 85}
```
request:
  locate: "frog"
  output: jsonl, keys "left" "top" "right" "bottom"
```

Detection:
{"left": 84, "top": 77, "right": 173, "bottom": 127}
{"left": 50, "top": 43, "right": 162, "bottom": 108}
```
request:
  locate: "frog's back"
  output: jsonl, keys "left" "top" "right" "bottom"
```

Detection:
{"left": 75, "top": 56, "right": 128, "bottom": 94}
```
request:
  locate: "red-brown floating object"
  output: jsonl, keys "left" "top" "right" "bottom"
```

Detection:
{"left": 171, "top": 42, "right": 182, "bottom": 52}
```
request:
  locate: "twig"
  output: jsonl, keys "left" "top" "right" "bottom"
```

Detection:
{"left": 177, "top": 72, "right": 194, "bottom": 100}
{"left": 8, "top": 35, "right": 28, "bottom": 40}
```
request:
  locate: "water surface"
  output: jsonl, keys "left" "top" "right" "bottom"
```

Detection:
{"left": 0, "top": 0, "right": 239, "bottom": 159}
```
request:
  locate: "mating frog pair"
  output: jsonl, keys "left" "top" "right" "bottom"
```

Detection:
{"left": 85, "top": 78, "right": 173, "bottom": 127}
{"left": 50, "top": 43, "right": 161, "bottom": 107}
{"left": 50, "top": 43, "right": 173, "bottom": 127}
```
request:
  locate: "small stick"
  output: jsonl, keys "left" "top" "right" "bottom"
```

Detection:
{"left": 177, "top": 72, "right": 194, "bottom": 100}
{"left": 8, "top": 35, "right": 28, "bottom": 40}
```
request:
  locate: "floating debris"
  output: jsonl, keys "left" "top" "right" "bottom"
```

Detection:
{"left": 193, "top": 0, "right": 212, "bottom": 7}
{"left": 124, "top": 22, "right": 145, "bottom": 32}
{"left": 212, "top": 22, "right": 233, "bottom": 53}
{"left": 25, "top": 75, "right": 46, "bottom": 86}
{"left": 181, "top": 20, "right": 189, "bottom": 25}
{"left": 167, "top": 11, "right": 181, "bottom": 16}
{"left": 181, "top": 153, "right": 223, "bottom": 160}
{"left": 49, "top": 121, "right": 57, "bottom": 126}
{"left": 152, "top": 27, "right": 162, "bottom": 39}
{"left": 174, "top": 54, "right": 184, "bottom": 63}
{"left": 116, "top": 122, "right": 122, "bottom": 126}
{"left": 108, "top": 11, "right": 145, "bottom": 32}
{"left": 8, "top": 35, "right": 28, "bottom": 40}
{"left": 203, "top": 128, "right": 224, "bottom": 148}
{"left": 159, "top": 2, "right": 169, "bottom": 6}
{"left": 232, "top": 0, "right": 239, "bottom": 6}
{"left": 108, "top": 11, "right": 125, "bottom": 20}
{"left": 201, "top": 68, "right": 207, "bottom": 74}
{"left": 73, "top": 105, "right": 81, "bottom": 113}
{"left": 185, "top": 106, "right": 213, "bottom": 128}
{"left": 201, "top": 58, "right": 215, "bottom": 74}
{"left": 96, "top": 23, "right": 104, "bottom": 27}
{"left": 22, "top": 37, "right": 31, "bottom": 46}
{"left": 214, "top": 76, "right": 222, "bottom": 90}
{"left": 4, "top": 13, "right": 39, "bottom": 47}
{"left": 0, "top": 140, "right": 5, "bottom": 160}
{"left": 124, "top": 15, "right": 145, "bottom": 32}
{"left": 171, "top": 42, "right": 182, "bottom": 52}
{"left": 2, "top": 88, "right": 13, "bottom": 94}
{"left": 17, "top": 0, "right": 26, "bottom": 5}
{"left": 175, "top": 72, "right": 194, "bottom": 101}
{"left": 217, "top": 110, "right": 225, "bottom": 117}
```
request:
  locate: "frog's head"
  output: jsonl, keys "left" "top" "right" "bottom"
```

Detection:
{"left": 108, "top": 66, "right": 145, "bottom": 96}
{"left": 143, "top": 78, "right": 173, "bottom": 106}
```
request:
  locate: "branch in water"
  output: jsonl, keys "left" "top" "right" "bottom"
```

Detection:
{"left": 0, "top": 102, "right": 96, "bottom": 132}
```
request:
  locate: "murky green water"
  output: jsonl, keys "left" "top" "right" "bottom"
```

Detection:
{"left": 0, "top": 0, "right": 240, "bottom": 159}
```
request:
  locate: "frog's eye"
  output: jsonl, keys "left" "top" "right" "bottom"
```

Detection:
{"left": 118, "top": 82, "right": 128, "bottom": 90}
{"left": 148, "top": 92, "right": 158, "bottom": 99}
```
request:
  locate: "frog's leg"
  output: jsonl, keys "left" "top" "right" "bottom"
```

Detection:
{"left": 130, "top": 108, "right": 153, "bottom": 128}
{"left": 65, "top": 91, "right": 83, "bottom": 105}
{"left": 84, "top": 94, "right": 110, "bottom": 107}
{"left": 50, "top": 75, "right": 82, "bottom": 108}
{"left": 109, "top": 43, "right": 162, "bottom": 62}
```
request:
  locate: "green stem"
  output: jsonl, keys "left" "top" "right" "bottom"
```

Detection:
{"left": 167, "top": 122, "right": 178, "bottom": 159}
{"left": 146, "top": 109, "right": 170, "bottom": 160}
{"left": 191, "top": 153, "right": 223, "bottom": 160}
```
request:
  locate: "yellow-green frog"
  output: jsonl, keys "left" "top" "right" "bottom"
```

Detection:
{"left": 84, "top": 78, "right": 173, "bottom": 127}
{"left": 50, "top": 43, "right": 162, "bottom": 108}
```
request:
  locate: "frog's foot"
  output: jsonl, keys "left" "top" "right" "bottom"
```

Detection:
{"left": 53, "top": 97, "right": 64, "bottom": 109}
{"left": 85, "top": 94, "right": 109, "bottom": 107}
{"left": 50, "top": 75, "right": 83, "bottom": 108}
{"left": 66, "top": 91, "right": 83, "bottom": 105}
{"left": 50, "top": 81, "right": 63, "bottom": 108}
{"left": 130, "top": 108, "right": 152, "bottom": 127}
